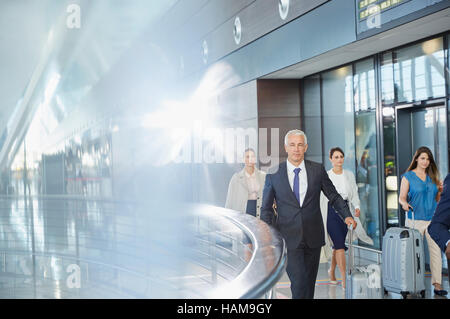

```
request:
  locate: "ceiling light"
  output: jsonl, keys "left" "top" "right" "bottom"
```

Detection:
{"left": 202, "top": 40, "right": 208, "bottom": 64}
{"left": 279, "top": 0, "right": 289, "bottom": 20}
{"left": 233, "top": 16, "right": 242, "bottom": 45}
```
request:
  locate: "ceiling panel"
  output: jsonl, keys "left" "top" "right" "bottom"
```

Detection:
{"left": 263, "top": 7, "right": 450, "bottom": 79}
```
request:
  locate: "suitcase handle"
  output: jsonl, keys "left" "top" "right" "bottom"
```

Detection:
{"left": 347, "top": 224, "right": 354, "bottom": 276}
{"left": 405, "top": 210, "right": 415, "bottom": 229}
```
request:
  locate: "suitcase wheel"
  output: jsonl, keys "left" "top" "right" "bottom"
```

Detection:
{"left": 420, "top": 290, "right": 426, "bottom": 299}
{"left": 401, "top": 291, "right": 409, "bottom": 299}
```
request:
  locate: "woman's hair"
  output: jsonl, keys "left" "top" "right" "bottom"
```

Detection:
{"left": 329, "top": 147, "right": 345, "bottom": 159}
{"left": 243, "top": 148, "right": 255, "bottom": 156}
{"left": 406, "top": 146, "right": 440, "bottom": 185}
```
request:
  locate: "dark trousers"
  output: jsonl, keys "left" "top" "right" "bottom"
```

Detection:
{"left": 286, "top": 245, "right": 321, "bottom": 299}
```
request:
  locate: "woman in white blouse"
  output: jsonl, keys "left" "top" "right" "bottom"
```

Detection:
{"left": 225, "top": 148, "right": 266, "bottom": 218}
{"left": 320, "top": 147, "right": 373, "bottom": 288}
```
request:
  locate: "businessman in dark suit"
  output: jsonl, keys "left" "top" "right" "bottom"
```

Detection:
{"left": 261, "top": 129, "right": 356, "bottom": 299}
{"left": 428, "top": 173, "right": 450, "bottom": 260}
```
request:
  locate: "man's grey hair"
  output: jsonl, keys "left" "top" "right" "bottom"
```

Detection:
{"left": 284, "top": 129, "right": 308, "bottom": 146}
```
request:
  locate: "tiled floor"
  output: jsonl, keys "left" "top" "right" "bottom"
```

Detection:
{"left": 274, "top": 261, "right": 449, "bottom": 299}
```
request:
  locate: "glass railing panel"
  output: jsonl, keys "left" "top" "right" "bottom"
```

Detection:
{"left": 0, "top": 197, "right": 286, "bottom": 298}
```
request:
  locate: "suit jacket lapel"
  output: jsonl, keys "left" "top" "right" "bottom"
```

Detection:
{"left": 279, "top": 162, "right": 301, "bottom": 207}
{"left": 301, "top": 160, "right": 314, "bottom": 208}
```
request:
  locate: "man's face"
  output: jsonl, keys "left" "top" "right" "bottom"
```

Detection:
{"left": 285, "top": 134, "right": 308, "bottom": 165}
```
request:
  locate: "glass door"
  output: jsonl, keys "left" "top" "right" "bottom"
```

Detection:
{"left": 397, "top": 104, "right": 448, "bottom": 270}
{"left": 410, "top": 106, "right": 448, "bottom": 178}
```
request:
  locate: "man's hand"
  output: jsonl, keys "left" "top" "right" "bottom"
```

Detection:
{"left": 446, "top": 242, "right": 450, "bottom": 260}
{"left": 344, "top": 217, "right": 357, "bottom": 230}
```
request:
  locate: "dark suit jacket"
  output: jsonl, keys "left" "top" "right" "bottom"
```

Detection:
{"left": 260, "top": 160, "right": 352, "bottom": 250}
{"left": 428, "top": 173, "right": 450, "bottom": 252}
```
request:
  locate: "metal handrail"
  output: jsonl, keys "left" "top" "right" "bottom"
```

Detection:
{"left": 345, "top": 242, "right": 382, "bottom": 264}
{"left": 347, "top": 243, "right": 382, "bottom": 255}
{"left": 195, "top": 204, "right": 287, "bottom": 299}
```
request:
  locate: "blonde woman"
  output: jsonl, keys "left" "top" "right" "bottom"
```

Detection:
{"left": 225, "top": 148, "right": 266, "bottom": 218}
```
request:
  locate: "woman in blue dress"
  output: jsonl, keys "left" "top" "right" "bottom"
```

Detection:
{"left": 398, "top": 146, "right": 447, "bottom": 296}
{"left": 320, "top": 147, "right": 374, "bottom": 289}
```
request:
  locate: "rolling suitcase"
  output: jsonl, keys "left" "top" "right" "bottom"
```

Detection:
{"left": 345, "top": 224, "right": 383, "bottom": 299}
{"left": 382, "top": 211, "right": 426, "bottom": 299}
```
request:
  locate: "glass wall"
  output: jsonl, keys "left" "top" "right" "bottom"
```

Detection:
{"left": 353, "top": 58, "right": 380, "bottom": 247}
{"left": 448, "top": 34, "right": 450, "bottom": 96}
{"left": 381, "top": 35, "right": 447, "bottom": 227}
{"left": 302, "top": 62, "right": 379, "bottom": 248}
{"left": 302, "top": 35, "right": 450, "bottom": 248}
{"left": 303, "top": 75, "right": 323, "bottom": 164}
{"left": 9, "top": 120, "right": 113, "bottom": 199}
{"left": 322, "top": 66, "right": 356, "bottom": 172}
{"left": 354, "top": 59, "right": 376, "bottom": 111}
{"left": 393, "top": 38, "right": 446, "bottom": 103}
{"left": 381, "top": 52, "right": 398, "bottom": 226}
{"left": 381, "top": 52, "right": 395, "bottom": 105}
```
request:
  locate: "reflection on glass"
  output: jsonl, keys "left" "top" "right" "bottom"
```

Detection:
{"left": 382, "top": 53, "right": 398, "bottom": 226}
{"left": 354, "top": 58, "right": 376, "bottom": 111}
{"left": 448, "top": 35, "right": 450, "bottom": 96}
{"left": 303, "top": 75, "right": 323, "bottom": 163}
{"left": 355, "top": 112, "right": 380, "bottom": 249}
{"left": 383, "top": 114, "right": 398, "bottom": 226}
{"left": 412, "top": 107, "right": 448, "bottom": 179}
{"left": 322, "top": 66, "right": 355, "bottom": 172}
{"left": 437, "top": 107, "right": 448, "bottom": 177}
{"left": 0, "top": 1, "right": 289, "bottom": 299}
{"left": 393, "top": 37, "right": 445, "bottom": 103}
{"left": 8, "top": 132, "right": 114, "bottom": 198}
{"left": 354, "top": 59, "right": 380, "bottom": 248}
{"left": 381, "top": 52, "right": 395, "bottom": 104}
{"left": 0, "top": 196, "right": 281, "bottom": 298}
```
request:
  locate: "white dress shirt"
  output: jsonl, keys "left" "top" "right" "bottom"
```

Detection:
{"left": 327, "top": 169, "right": 360, "bottom": 211}
{"left": 286, "top": 159, "right": 308, "bottom": 206}
{"left": 328, "top": 170, "right": 349, "bottom": 201}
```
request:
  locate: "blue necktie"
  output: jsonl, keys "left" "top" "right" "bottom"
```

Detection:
{"left": 293, "top": 168, "right": 301, "bottom": 205}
